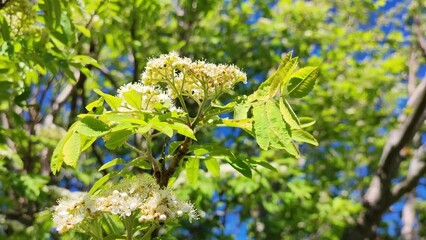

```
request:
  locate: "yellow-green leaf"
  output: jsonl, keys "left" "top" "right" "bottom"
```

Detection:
{"left": 205, "top": 158, "right": 220, "bottom": 177}
{"left": 287, "top": 67, "right": 318, "bottom": 98}
{"left": 186, "top": 157, "right": 199, "bottom": 185}
{"left": 279, "top": 97, "right": 300, "bottom": 129}
{"left": 63, "top": 132, "right": 81, "bottom": 168}
{"left": 292, "top": 129, "right": 318, "bottom": 146}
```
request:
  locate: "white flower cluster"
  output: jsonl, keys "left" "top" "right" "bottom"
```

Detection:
{"left": 116, "top": 82, "right": 181, "bottom": 113}
{"left": 140, "top": 52, "right": 247, "bottom": 100}
{"left": 52, "top": 192, "right": 94, "bottom": 233}
{"left": 52, "top": 175, "right": 197, "bottom": 234}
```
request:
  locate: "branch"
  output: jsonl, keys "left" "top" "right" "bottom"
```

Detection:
{"left": 159, "top": 137, "right": 192, "bottom": 187}
{"left": 414, "top": 15, "right": 426, "bottom": 57}
{"left": 344, "top": 77, "right": 426, "bottom": 239}
{"left": 401, "top": 191, "right": 417, "bottom": 240}
{"left": 392, "top": 145, "right": 426, "bottom": 200}
{"left": 407, "top": 49, "right": 418, "bottom": 95}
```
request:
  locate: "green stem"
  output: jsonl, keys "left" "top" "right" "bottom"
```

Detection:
{"left": 144, "top": 134, "right": 161, "bottom": 182}
{"left": 124, "top": 216, "right": 134, "bottom": 240}
{"left": 141, "top": 223, "right": 158, "bottom": 240}
{"left": 125, "top": 142, "right": 144, "bottom": 155}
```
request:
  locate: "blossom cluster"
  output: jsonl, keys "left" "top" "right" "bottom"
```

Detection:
{"left": 116, "top": 82, "right": 181, "bottom": 112}
{"left": 52, "top": 175, "right": 197, "bottom": 234}
{"left": 116, "top": 52, "right": 247, "bottom": 109}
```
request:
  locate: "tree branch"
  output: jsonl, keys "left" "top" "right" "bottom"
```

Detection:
{"left": 401, "top": 191, "right": 418, "bottom": 240}
{"left": 344, "top": 76, "right": 426, "bottom": 239}
{"left": 392, "top": 145, "right": 426, "bottom": 200}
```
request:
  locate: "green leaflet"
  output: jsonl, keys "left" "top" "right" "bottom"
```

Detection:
{"left": 149, "top": 118, "right": 173, "bottom": 137}
{"left": 99, "top": 158, "right": 126, "bottom": 171}
{"left": 248, "top": 52, "right": 298, "bottom": 101}
{"left": 252, "top": 103, "right": 270, "bottom": 150}
{"left": 0, "top": 16, "right": 11, "bottom": 41}
{"left": 126, "top": 157, "right": 151, "bottom": 170}
{"left": 233, "top": 104, "right": 251, "bottom": 120}
{"left": 185, "top": 157, "right": 199, "bottom": 184}
{"left": 60, "top": 15, "right": 73, "bottom": 44}
{"left": 74, "top": 24, "right": 91, "bottom": 38}
{"left": 104, "top": 129, "right": 133, "bottom": 150}
{"left": 253, "top": 100, "right": 299, "bottom": 157}
{"left": 169, "top": 141, "right": 184, "bottom": 154}
{"left": 204, "top": 158, "right": 220, "bottom": 177}
{"left": 89, "top": 173, "right": 111, "bottom": 195}
{"left": 102, "top": 214, "right": 124, "bottom": 237}
{"left": 170, "top": 122, "right": 196, "bottom": 140}
{"left": 219, "top": 118, "right": 254, "bottom": 137}
{"left": 80, "top": 135, "right": 97, "bottom": 152}
{"left": 279, "top": 97, "right": 300, "bottom": 129}
{"left": 292, "top": 129, "right": 318, "bottom": 146}
{"left": 94, "top": 89, "right": 122, "bottom": 110}
{"left": 287, "top": 67, "right": 318, "bottom": 98}
{"left": 63, "top": 131, "right": 81, "bottom": 167}
{"left": 50, "top": 131, "right": 70, "bottom": 174}
{"left": 71, "top": 55, "right": 101, "bottom": 69}
{"left": 192, "top": 144, "right": 252, "bottom": 178}
{"left": 75, "top": 116, "right": 110, "bottom": 137}
{"left": 299, "top": 117, "right": 316, "bottom": 128}
{"left": 122, "top": 90, "right": 142, "bottom": 110}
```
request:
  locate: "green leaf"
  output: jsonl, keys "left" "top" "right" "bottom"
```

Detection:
{"left": 253, "top": 101, "right": 299, "bottom": 157}
{"left": 223, "top": 155, "right": 252, "bottom": 178}
{"left": 102, "top": 214, "right": 124, "bottom": 237}
{"left": 252, "top": 103, "right": 270, "bottom": 150}
{"left": 89, "top": 173, "right": 111, "bottom": 195}
{"left": 52, "top": 0, "right": 61, "bottom": 28}
{"left": 63, "top": 131, "right": 81, "bottom": 167}
{"left": 234, "top": 104, "right": 251, "bottom": 120}
{"left": 75, "top": 117, "right": 110, "bottom": 137}
{"left": 204, "top": 158, "right": 220, "bottom": 177}
{"left": 85, "top": 97, "right": 104, "bottom": 112}
{"left": 279, "top": 97, "right": 300, "bottom": 129}
{"left": 192, "top": 144, "right": 252, "bottom": 178}
{"left": 60, "top": 14, "right": 73, "bottom": 44}
{"left": 50, "top": 133, "right": 66, "bottom": 174}
{"left": 71, "top": 55, "right": 101, "bottom": 69}
{"left": 0, "top": 16, "right": 11, "bottom": 41}
{"left": 75, "top": 24, "right": 91, "bottom": 38}
{"left": 185, "top": 157, "right": 199, "bottom": 184}
{"left": 171, "top": 122, "right": 196, "bottom": 140}
{"left": 169, "top": 141, "right": 184, "bottom": 154}
{"left": 287, "top": 67, "right": 318, "bottom": 98}
{"left": 122, "top": 90, "right": 142, "bottom": 110}
{"left": 250, "top": 160, "right": 278, "bottom": 172}
{"left": 248, "top": 52, "right": 298, "bottom": 101}
{"left": 94, "top": 89, "right": 122, "bottom": 110}
{"left": 126, "top": 157, "right": 151, "bottom": 169}
{"left": 299, "top": 117, "right": 316, "bottom": 128}
{"left": 149, "top": 117, "right": 173, "bottom": 137}
{"left": 220, "top": 118, "right": 253, "bottom": 131}
{"left": 99, "top": 158, "right": 126, "bottom": 171}
{"left": 80, "top": 135, "right": 96, "bottom": 152}
{"left": 104, "top": 129, "right": 133, "bottom": 150}
{"left": 292, "top": 129, "right": 318, "bottom": 146}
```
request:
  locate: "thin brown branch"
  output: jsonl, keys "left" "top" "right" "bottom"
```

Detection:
{"left": 392, "top": 145, "right": 426, "bottom": 200}
{"left": 414, "top": 15, "right": 426, "bottom": 57}
{"left": 407, "top": 49, "right": 418, "bottom": 95}
{"left": 159, "top": 137, "right": 192, "bottom": 187}
{"left": 401, "top": 191, "right": 417, "bottom": 240}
